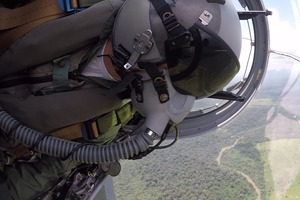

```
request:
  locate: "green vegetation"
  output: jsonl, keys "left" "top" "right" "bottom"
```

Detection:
{"left": 113, "top": 103, "right": 271, "bottom": 200}
{"left": 260, "top": 139, "right": 300, "bottom": 199}
{"left": 113, "top": 66, "right": 300, "bottom": 199}
{"left": 284, "top": 172, "right": 300, "bottom": 200}
{"left": 114, "top": 131, "right": 258, "bottom": 200}
{"left": 257, "top": 139, "right": 300, "bottom": 200}
{"left": 257, "top": 142, "right": 276, "bottom": 200}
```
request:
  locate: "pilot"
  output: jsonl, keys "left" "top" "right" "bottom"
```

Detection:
{"left": 0, "top": 0, "right": 241, "bottom": 199}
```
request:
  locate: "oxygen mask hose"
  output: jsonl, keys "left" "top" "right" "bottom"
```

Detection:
{"left": 0, "top": 107, "right": 155, "bottom": 164}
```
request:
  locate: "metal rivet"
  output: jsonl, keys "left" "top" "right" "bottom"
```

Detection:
{"left": 160, "top": 94, "right": 169, "bottom": 102}
{"left": 204, "top": 11, "right": 210, "bottom": 17}
{"left": 136, "top": 94, "right": 143, "bottom": 102}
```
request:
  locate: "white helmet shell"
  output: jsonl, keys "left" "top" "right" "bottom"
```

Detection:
{"left": 113, "top": 0, "right": 242, "bottom": 99}
{"left": 112, "top": 0, "right": 242, "bottom": 64}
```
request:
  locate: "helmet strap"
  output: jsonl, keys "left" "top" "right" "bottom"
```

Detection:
{"left": 150, "top": 0, "right": 191, "bottom": 50}
{"left": 170, "top": 26, "right": 203, "bottom": 82}
{"left": 150, "top": 0, "right": 203, "bottom": 82}
{"left": 138, "top": 62, "right": 170, "bottom": 104}
{"left": 112, "top": 44, "right": 131, "bottom": 75}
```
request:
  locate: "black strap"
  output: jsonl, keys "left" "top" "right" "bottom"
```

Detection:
{"left": 150, "top": 0, "right": 186, "bottom": 37}
{"left": 150, "top": 0, "right": 191, "bottom": 51}
{"left": 170, "top": 26, "right": 203, "bottom": 82}
{"left": 131, "top": 76, "right": 144, "bottom": 103}
{"left": 112, "top": 44, "right": 131, "bottom": 75}
{"left": 100, "top": 73, "right": 139, "bottom": 96}
{"left": 139, "top": 62, "right": 170, "bottom": 103}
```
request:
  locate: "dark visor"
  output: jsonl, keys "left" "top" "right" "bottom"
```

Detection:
{"left": 168, "top": 22, "right": 240, "bottom": 99}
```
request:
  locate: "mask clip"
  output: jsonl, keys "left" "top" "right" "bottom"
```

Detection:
{"left": 199, "top": 10, "right": 213, "bottom": 26}
{"left": 124, "top": 29, "right": 153, "bottom": 70}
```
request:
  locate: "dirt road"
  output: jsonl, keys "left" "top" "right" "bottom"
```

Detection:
{"left": 216, "top": 137, "right": 261, "bottom": 200}
{"left": 216, "top": 137, "right": 242, "bottom": 165}
{"left": 238, "top": 171, "right": 262, "bottom": 200}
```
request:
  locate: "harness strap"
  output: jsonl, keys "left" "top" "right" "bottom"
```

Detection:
{"left": 53, "top": 55, "right": 71, "bottom": 92}
{"left": 51, "top": 123, "right": 83, "bottom": 140}
{"left": 5, "top": 100, "right": 135, "bottom": 159}
{"left": 57, "top": 100, "right": 135, "bottom": 143}
{"left": 0, "top": 0, "right": 62, "bottom": 30}
{"left": 100, "top": 73, "right": 139, "bottom": 96}
{"left": 0, "top": 0, "right": 103, "bottom": 30}
{"left": 0, "top": 0, "right": 104, "bottom": 54}
{"left": 5, "top": 123, "right": 83, "bottom": 160}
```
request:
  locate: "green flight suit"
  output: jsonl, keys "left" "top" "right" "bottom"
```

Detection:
{"left": 0, "top": 0, "right": 127, "bottom": 199}
{"left": 0, "top": 155, "right": 79, "bottom": 200}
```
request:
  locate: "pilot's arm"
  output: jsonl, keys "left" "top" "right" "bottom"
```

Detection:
{"left": 0, "top": 155, "right": 78, "bottom": 200}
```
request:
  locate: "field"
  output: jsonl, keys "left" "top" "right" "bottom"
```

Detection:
{"left": 257, "top": 139, "right": 300, "bottom": 200}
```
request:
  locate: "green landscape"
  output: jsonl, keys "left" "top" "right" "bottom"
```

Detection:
{"left": 113, "top": 58, "right": 300, "bottom": 200}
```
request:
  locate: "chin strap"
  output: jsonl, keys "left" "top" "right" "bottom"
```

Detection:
{"left": 150, "top": 0, "right": 203, "bottom": 83}
{"left": 139, "top": 62, "right": 170, "bottom": 104}
{"left": 150, "top": 0, "right": 191, "bottom": 51}
{"left": 170, "top": 26, "right": 203, "bottom": 82}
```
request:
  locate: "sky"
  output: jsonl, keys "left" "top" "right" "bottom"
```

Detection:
{"left": 231, "top": 0, "right": 300, "bottom": 88}
{"left": 263, "top": 0, "right": 300, "bottom": 54}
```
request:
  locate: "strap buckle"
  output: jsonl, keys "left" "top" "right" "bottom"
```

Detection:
{"left": 166, "top": 31, "right": 191, "bottom": 51}
{"left": 124, "top": 29, "right": 153, "bottom": 70}
{"left": 57, "top": 0, "right": 85, "bottom": 13}
{"left": 53, "top": 55, "right": 71, "bottom": 92}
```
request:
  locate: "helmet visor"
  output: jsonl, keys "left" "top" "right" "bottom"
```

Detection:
{"left": 168, "top": 23, "right": 240, "bottom": 99}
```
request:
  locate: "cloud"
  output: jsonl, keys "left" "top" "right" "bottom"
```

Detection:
{"left": 291, "top": 0, "right": 300, "bottom": 30}
{"left": 268, "top": 7, "right": 300, "bottom": 54}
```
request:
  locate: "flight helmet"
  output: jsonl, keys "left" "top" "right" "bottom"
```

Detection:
{"left": 112, "top": 0, "right": 242, "bottom": 99}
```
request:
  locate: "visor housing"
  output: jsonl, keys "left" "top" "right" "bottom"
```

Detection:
{"left": 168, "top": 23, "right": 240, "bottom": 99}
